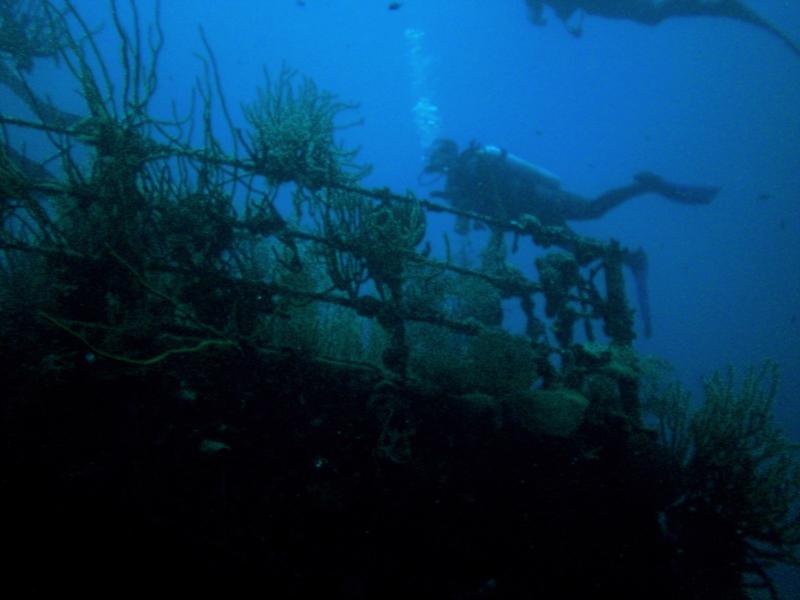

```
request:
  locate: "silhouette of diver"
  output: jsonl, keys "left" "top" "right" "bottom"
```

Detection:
{"left": 525, "top": 0, "right": 800, "bottom": 58}
{"left": 423, "top": 138, "right": 720, "bottom": 337}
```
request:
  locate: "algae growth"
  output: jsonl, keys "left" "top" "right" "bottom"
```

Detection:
{"left": 1, "top": 2, "right": 798, "bottom": 597}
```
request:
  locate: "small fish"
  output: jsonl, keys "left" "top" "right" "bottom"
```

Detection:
{"left": 388, "top": 2, "right": 402, "bottom": 10}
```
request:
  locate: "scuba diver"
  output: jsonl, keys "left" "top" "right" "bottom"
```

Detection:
{"left": 424, "top": 138, "right": 718, "bottom": 231}
{"left": 423, "top": 138, "right": 720, "bottom": 337}
{"left": 525, "top": 0, "right": 800, "bottom": 58}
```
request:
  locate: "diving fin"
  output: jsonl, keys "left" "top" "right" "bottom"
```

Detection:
{"left": 665, "top": 0, "right": 800, "bottom": 59}
{"left": 635, "top": 171, "right": 720, "bottom": 205}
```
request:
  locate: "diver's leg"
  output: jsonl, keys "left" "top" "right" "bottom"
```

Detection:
{"left": 634, "top": 171, "right": 719, "bottom": 204}
{"left": 652, "top": 1, "right": 800, "bottom": 56}
{"left": 561, "top": 172, "right": 718, "bottom": 221}
{"left": 559, "top": 181, "right": 653, "bottom": 221}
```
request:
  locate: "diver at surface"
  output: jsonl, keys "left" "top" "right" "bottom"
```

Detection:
{"left": 525, "top": 0, "right": 800, "bottom": 58}
{"left": 423, "top": 138, "right": 720, "bottom": 338}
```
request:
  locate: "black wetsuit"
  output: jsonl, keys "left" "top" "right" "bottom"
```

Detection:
{"left": 434, "top": 145, "right": 572, "bottom": 228}
{"left": 526, "top": 0, "right": 800, "bottom": 56}
{"left": 433, "top": 143, "right": 718, "bottom": 231}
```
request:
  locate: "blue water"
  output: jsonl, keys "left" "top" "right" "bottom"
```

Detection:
{"left": 45, "top": 0, "right": 800, "bottom": 590}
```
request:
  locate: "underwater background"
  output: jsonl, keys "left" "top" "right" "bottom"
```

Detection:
{"left": 128, "top": 0, "right": 800, "bottom": 450}
{"left": 52, "top": 0, "right": 799, "bottom": 411}
{"left": 73, "top": 0, "right": 800, "bottom": 396}
{"left": 4, "top": 0, "right": 799, "bottom": 596}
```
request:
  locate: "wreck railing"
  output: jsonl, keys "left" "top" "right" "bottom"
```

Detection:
{"left": 0, "top": 0, "right": 636, "bottom": 386}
